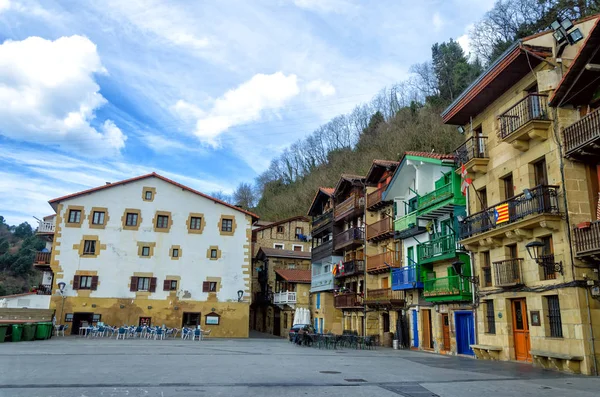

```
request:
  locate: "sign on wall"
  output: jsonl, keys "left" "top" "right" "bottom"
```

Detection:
{"left": 205, "top": 313, "right": 220, "bottom": 325}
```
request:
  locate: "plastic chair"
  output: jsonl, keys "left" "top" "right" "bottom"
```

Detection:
{"left": 116, "top": 327, "right": 127, "bottom": 340}
{"left": 202, "top": 329, "right": 211, "bottom": 339}
{"left": 154, "top": 328, "right": 164, "bottom": 340}
{"left": 181, "top": 327, "right": 191, "bottom": 340}
{"left": 192, "top": 328, "right": 202, "bottom": 341}
{"left": 56, "top": 325, "right": 68, "bottom": 337}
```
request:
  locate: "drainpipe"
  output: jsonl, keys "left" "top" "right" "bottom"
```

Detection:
{"left": 552, "top": 106, "right": 597, "bottom": 375}
{"left": 362, "top": 179, "right": 368, "bottom": 337}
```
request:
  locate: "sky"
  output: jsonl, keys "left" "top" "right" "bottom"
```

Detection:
{"left": 0, "top": 0, "right": 496, "bottom": 226}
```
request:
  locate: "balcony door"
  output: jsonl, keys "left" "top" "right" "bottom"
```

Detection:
{"left": 512, "top": 299, "right": 531, "bottom": 361}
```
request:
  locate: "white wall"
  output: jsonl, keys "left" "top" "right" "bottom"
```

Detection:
{"left": 54, "top": 176, "right": 251, "bottom": 302}
{"left": 0, "top": 294, "right": 51, "bottom": 309}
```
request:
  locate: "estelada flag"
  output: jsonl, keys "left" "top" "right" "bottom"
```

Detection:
{"left": 494, "top": 203, "right": 509, "bottom": 224}
{"left": 332, "top": 264, "right": 338, "bottom": 275}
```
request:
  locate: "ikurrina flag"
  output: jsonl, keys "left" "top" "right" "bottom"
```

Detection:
{"left": 494, "top": 203, "right": 509, "bottom": 224}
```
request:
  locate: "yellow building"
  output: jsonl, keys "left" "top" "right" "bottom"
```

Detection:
{"left": 34, "top": 173, "right": 258, "bottom": 337}
{"left": 364, "top": 160, "right": 404, "bottom": 345}
{"left": 442, "top": 15, "right": 600, "bottom": 374}
{"left": 250, "top": 215, "right": 312, "bottom": 334}
{"left": 253, "top": 246, "right": 311, "bottom": 336}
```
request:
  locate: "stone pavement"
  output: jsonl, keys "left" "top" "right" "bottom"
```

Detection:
{"left": 1, "top": 335, "right": 599, "bottom": 397}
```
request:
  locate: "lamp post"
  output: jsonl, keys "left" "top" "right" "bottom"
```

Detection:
{"left": 451, "top": 260, "right": 479, "bottom": 285}
{"left": 525, "top": 241, "right": 563, "bottom": 275}
{"left": 237, "top": 290, "right": 244, "bottom": 302}
{"left": 57, "top": 281, "right": 66, "bottom": 325}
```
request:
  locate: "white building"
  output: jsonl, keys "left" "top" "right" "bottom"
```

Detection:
{"left": 36, "top": 172, "right": 257, "bottom": 336}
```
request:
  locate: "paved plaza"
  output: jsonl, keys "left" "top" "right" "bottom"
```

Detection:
{"left": 1, "top": 334, "right": 600, "bottom": 397}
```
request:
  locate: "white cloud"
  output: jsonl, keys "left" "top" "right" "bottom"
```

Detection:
{"left": 0, "top": 0, "right": 10, "bottom": 13}
{"left": 0, "top": 35, "right": 126, "bottom": 155}
{"left": 189, "top": 72, "right": 300, "bottom": 146}
{"left": 139, "top": 132, "right": 204, "bottom": 154}
{"left": 457, "top": 24, "right": 474, "bottom": 58}
{"left": 306, "top": 79, "right": 336, "bottom": 97}
{"left": 432, "top": 12, "right": 444, "bottom": 32}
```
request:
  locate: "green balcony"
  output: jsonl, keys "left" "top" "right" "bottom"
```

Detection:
{"left": 394, "top": 211, "right": 416, "bottom": 232}
{"left": 417, "top": 234, "right": 458, "bottom": 265}
{"left": 423, "top": 275, "right": 472, "bottom": 302}
{"left": 417, "top": 173, "right": 464, "bottom": 217}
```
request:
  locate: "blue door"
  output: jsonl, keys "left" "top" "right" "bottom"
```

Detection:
{"left": 412, "top": 310, "right": 419, "bottom": 348}
{"left": 455, "top": 312, "right": 475, "bottom": 355}
{"left": 319, "top": 318, "right": 324, "bottom": 334}
{"left": 314, "top": 318, "right": 319, "bottom": 333}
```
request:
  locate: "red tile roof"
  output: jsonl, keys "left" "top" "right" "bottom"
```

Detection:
{"left": 404, "top": 151, "right": 454, "bottom": 160}
{"left": 319, "top": 187, "right": 334, "bottom": 196}
{"left": 372, "top": 159, "right": 400, "bottom": 167}
{"left": 48, "top": 172, "right": 259, "bottom": 219}
{"left": 275, "top": 269, "right": 312, "bottom": 283}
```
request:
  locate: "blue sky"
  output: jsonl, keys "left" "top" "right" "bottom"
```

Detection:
{"left": 0, "top": 0, "right": 495, "bottom": 225}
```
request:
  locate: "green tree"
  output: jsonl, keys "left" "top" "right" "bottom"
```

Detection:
{"left": 13, "top": 222, "right": 33, "bottom": 239}
{"left": 431, "top": 39, "right": 482, "bottom": 104}
{"left": 0, "top": 239, "right": 8, "bottom": 255}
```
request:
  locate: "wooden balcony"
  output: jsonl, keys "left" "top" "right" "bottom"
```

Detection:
{"left": 563, "top": 107, "right": 600, "bottom": 161}
{"left": 367, "top": 186, "right": 388, "bottom": 210}
{"left": 498, "top": 94, "right": 550, "bottom": 151}
{"left": 334, "top": 292, "right": 363, "bottom": 309}
{"left": 334, "top": 227, "right": 364, "bottom": 251}
{"left": 312, "top": 239, "right": 333, "bottom": 262}
{"left": 454, "top": 136, "right": 489, "bottom": 175}
{"left": 492, "top": 258, "right": 524, "bottom": 287}
{"left": 312, "top": 210, "right": 333, "bottom": 235}
{"left": 36, "top": 220, "right": 55, "bottom": 234}
{"left": 459, "top": 185, "right": 561, "bottom": 246}
{"left": 423, "top": 275, "right": 472, "bottom": 303}
{"left": 273, "top": 291, "right": 297, "bottom": 305}
{"left": 366, "top": 218, "right": 393, "bottom": 241}
{"left": 364, "top": 288, "right": 404, "bottom": 308}
{"left": 33, "top": 251, "right": 51, "bottom": 268}
{"left": 573, "top": 221, "right": 600, "bottom": 260}
{"left": 334, "top": 259, "right": 364, "bottom": 278}
{"left": 367, "top": 251, "right": 401, "bottom": 274}
{"left": 417, "top": 234, "right": 458, "bottom": 265}
{"left": 392, "top": 265, "right": 423, "bottom": 290}
{"left": 334, "top": 195, "right": 364, "bottom": 222}
{"left": 394, "top": 211, "right": 425, "bottom": 239}
{"left": 417, "top": 173, "right": 465, "bottom": 218}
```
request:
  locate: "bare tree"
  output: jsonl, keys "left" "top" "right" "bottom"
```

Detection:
{"left": 233, "top": 182, "right": 258, "bottom": 210}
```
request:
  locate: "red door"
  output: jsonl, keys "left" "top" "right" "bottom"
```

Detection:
{"left": 441, "top": 314, "right": 450, "bottom": 351}
{"left": 512, "top": 299, "right": 531, "bottom": 361}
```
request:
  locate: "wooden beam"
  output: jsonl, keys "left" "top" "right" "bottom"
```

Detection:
{"left": 585, "top": 63, "right": 600, "bottom": 72}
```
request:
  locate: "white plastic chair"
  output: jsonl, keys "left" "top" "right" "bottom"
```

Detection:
{"left": 192, "top": 328, "right": 202, "bottom": 341}
{"left": 116, "top": 327, "right": 127, "bottom": 340}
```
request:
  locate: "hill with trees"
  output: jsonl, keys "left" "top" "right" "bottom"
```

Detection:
{"left": 0, "top": 216, "right": 45, "bottom": 296}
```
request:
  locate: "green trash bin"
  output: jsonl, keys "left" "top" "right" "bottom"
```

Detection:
{"left": 11, "top": 324, "right": 23, "bottom": 342}
{"left": 22, "top": 323, "right": 36, "bottom": 341}
{"left": 44, "top": 322, "right": 53, "bottom": 339}
{"left": 35, "top": 322, "right": 47, "bottom": 340}
{"left": 0, "top": 324, "right": 8, "bottom": 343}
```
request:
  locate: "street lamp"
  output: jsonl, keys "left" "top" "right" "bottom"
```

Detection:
{"left": 451, "top": 260, "right": 479, "bottom": 284}
{"left": 525, "top": 241, "right": 563, "bottom": 275}
{"left": 237, "top": 290, "right": 244, "bottom": 302}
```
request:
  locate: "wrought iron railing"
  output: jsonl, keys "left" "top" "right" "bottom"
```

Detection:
{"left": 367, "top": 186, "right": 387, "bottom": 208}
{"left": 34, "top": 251, "right": 51, "bottom": 265}
{"left": 498, "top": 93, "right": 549, "bottom": 139}
{"left": 335, "top": 259, "right": 365, "bottom": 278}
{"left": 454, "top": 136, "right": 488, "bottom": 166}
{"left": 417, "top": 234, "right": 457, "bottom": 263}
{"left": 563, "top": 107, "right": 600, "bottom": 156}
{"left": 423, "top": 275, "right": 471, "bottom": 298}
{"left": 367, "top": 251, "right": 401, "bottom": 272}
{"left": 366, "top": 218, "right": 393, "bottom": 240}
{"left": 492, "top": 258, "right": 523, "bottom": 286}
{"left": 35, "top": 285, "right": 52, "bottom": 295}
{"left": 334, "top": 292, "right": 363, "bottom": 308}
{"left": 459, "top": 185, "right": 560, "bottom": 239}
{"left": 392, "top": 265, "right": 422, "bottom": 289}
{"left": 334, "top": 227, "right": 364, "bottom": 250}
{"left": 312, "top": 210, "right": 333, "bottom": 232}
{"left": 573, "top": 220, "right": 600, "bottom": 257}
